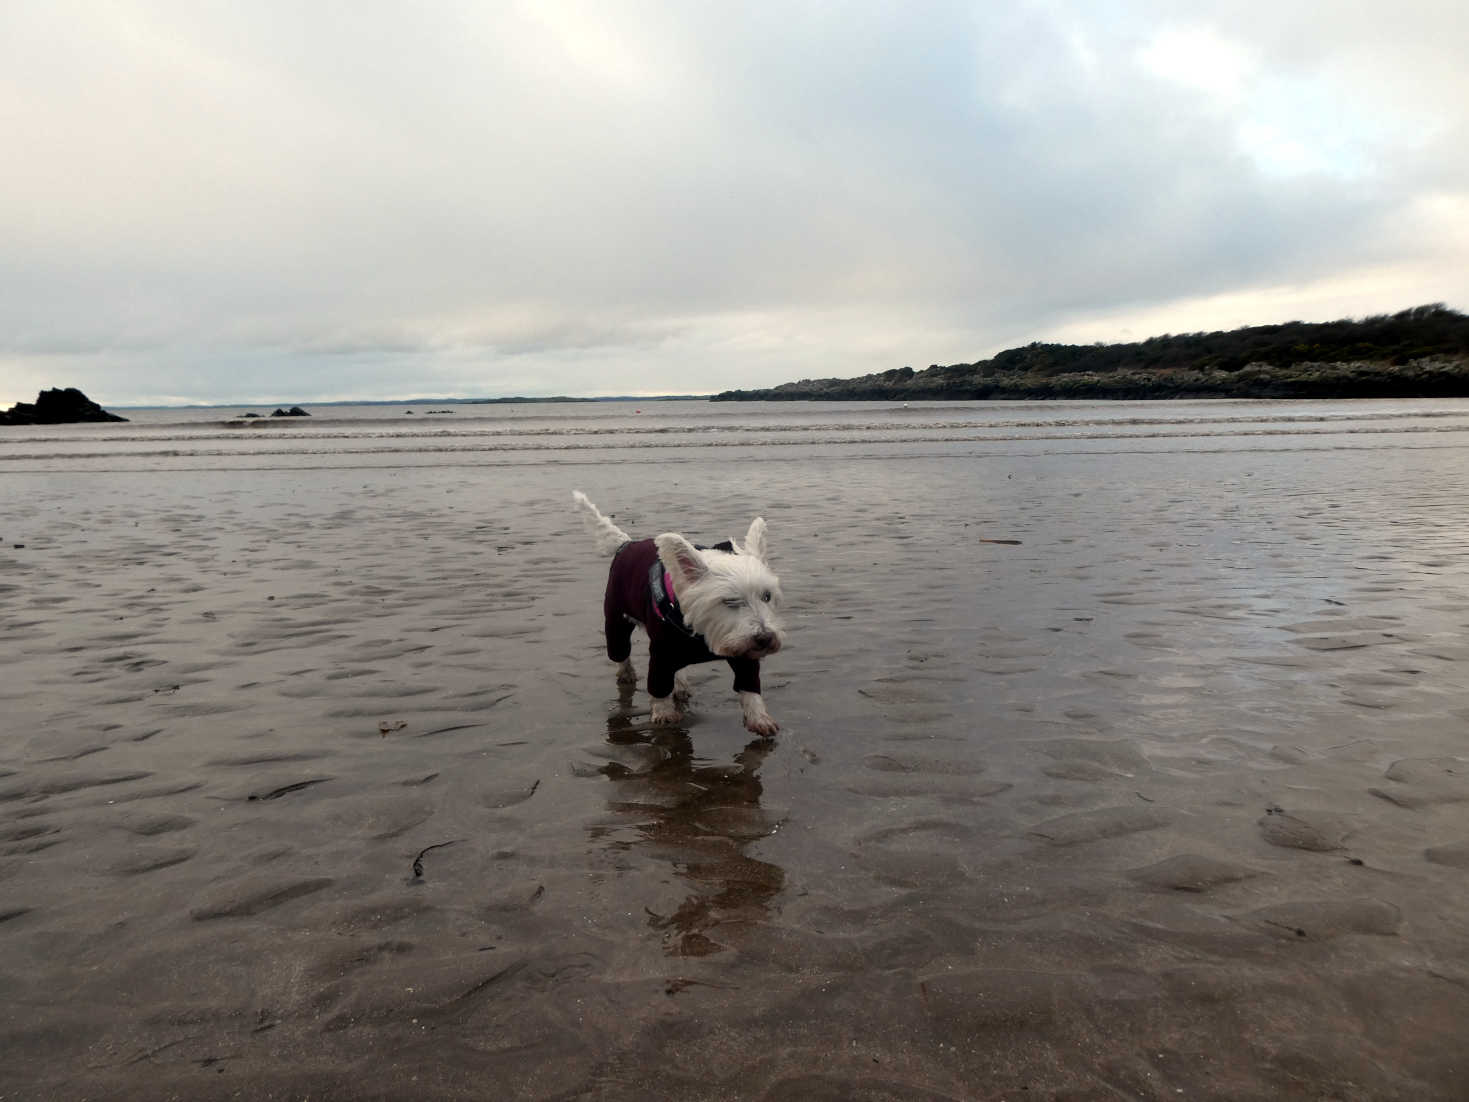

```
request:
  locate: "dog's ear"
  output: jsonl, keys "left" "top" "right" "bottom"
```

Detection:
{"left": 742, "top": 517, "right": 769, "bottom": 563}
{"left": 656, "top": 533, "right": 708, "bottom": 590}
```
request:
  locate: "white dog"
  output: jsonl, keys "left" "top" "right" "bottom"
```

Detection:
{"left": 572, "top": 491, "right": 784, "bottom": 735}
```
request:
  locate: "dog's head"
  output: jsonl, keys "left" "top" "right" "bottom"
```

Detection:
{"left": 656, "top": 516, "right": 784, "bottom": 661}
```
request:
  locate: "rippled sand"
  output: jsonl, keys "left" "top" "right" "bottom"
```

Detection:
{"left": 4, "top": 439, "right": 1469, "bottom": 1098}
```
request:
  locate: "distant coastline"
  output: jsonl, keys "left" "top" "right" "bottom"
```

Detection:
{"left": 59, "top": 305, "right": 1469, "bottom": 411}
{"left": 107, "top": 395, "right": 709, "bottom": 411}
{"left": 713, "top": 304, "right": 1469, "bottom": 402}
{"left": 465, "top": 395, "right": 706, "bottom": 404}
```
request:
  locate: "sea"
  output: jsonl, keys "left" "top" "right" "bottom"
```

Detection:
{"left": 5, "top": 396, "right": 1469, "bottom": 472}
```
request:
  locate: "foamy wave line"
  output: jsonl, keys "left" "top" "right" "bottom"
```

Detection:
{"left": 8, "top": 407, "right": 1469, "bottom": 448}
{"left": 8, "top": 438, "right": 1469, "bottom": 476}
{"left": 6, "top": 420, "right": 1469, "bottom": 463}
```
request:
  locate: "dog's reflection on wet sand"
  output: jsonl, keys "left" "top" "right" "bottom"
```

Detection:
{"left": 599, "top": 690, "right": 784, "bottom": 957}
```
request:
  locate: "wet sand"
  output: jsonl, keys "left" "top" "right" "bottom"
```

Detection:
{"left": 4, "top": 443, "right": 1469, "bottom": 1099}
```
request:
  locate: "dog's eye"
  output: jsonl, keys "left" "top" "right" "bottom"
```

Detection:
{"left": 722, "top": 598, "right": 744, "bottom": 609}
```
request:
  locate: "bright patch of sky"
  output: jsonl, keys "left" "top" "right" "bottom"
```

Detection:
{"left": 1137, "top": 25, "right": 1361, "bottom": 179}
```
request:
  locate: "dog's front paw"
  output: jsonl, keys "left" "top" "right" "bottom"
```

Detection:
{"left": 744, "top": 713, "right": 779, "bottom": 736}
{"left": 650, "top": 697, "right": 682, "bottom": 726}
{"left": 739, "top": 692, "right": 779, "bottom": 736}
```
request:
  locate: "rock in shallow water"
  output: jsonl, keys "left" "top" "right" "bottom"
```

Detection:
{"left": 0, "top": 387, "right": 127, "bottom": 424}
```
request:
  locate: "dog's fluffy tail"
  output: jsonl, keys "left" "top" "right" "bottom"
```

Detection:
{"left": 572, "top": 491, "right": 633, "bottom": 556}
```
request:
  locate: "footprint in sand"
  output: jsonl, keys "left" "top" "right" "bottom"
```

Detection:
{"left": 1369, "top": 757, "right": 1469, "bottom": 809}
{"left": 1129, "top": 854, "right": 1259, "bottom": 893}
{"left": 1257, "top": 807, "right": 1353, "bottom": 852}
{"left": 1243, "top": 899, "right": 1401, "bottom": 939}
{"left": 190, "top": 877, "right": 334, "bottom": 920}
{"left": 1028, "top": 806, "right": 1169, "bottom": 846}
{"left": 1425, "top": 841, "right": 1469, "bottom": 869}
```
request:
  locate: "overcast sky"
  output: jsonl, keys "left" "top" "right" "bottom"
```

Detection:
{"left": 3, "top": 2, "right": 1466, "bottom": 406}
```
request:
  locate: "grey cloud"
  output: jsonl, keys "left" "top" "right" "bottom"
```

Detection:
{"left": 2, "top": 2, "right": 1465, "bottom": 404}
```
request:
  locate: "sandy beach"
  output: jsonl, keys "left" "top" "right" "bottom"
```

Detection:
{"left": 4, "top": 400, "right": 1469, "bottom": 1099}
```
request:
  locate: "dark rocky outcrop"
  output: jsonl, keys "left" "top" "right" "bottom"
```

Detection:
{"left": 270, "top": 406, "right": 310, "bottom": 417}
{"left": 0, "top": 387, "right": 128, "bottom": 425}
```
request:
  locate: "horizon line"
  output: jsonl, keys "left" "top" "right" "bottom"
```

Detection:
{"left": 100, "top": 394, "right": 716, "bottom": 410}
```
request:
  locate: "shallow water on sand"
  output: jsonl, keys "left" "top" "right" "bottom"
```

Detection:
{"left": 3, "top": 400, "right": 1469, "bottom": 1098}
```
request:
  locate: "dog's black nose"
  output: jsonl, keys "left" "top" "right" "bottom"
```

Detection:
{"left": 753, "top": 632, "right": 775, "bottom": 650}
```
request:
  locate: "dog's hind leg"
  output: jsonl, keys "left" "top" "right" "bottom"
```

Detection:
{"left": 650, "top": 695, "right": 682, "bottom": 725}
{"left": 605, "top": 609, "right": 637, "bottom": 687}
{"left": 673, "top": 672, "right": 692, "bottom": 704}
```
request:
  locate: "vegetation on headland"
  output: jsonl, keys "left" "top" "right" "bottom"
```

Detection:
{"left": 711, "top": 304, "right": 1469, "bottom": 401}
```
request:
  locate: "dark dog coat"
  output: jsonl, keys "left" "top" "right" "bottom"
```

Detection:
{"left": 603, "top": 538, "right": 761, "bottom": 699}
